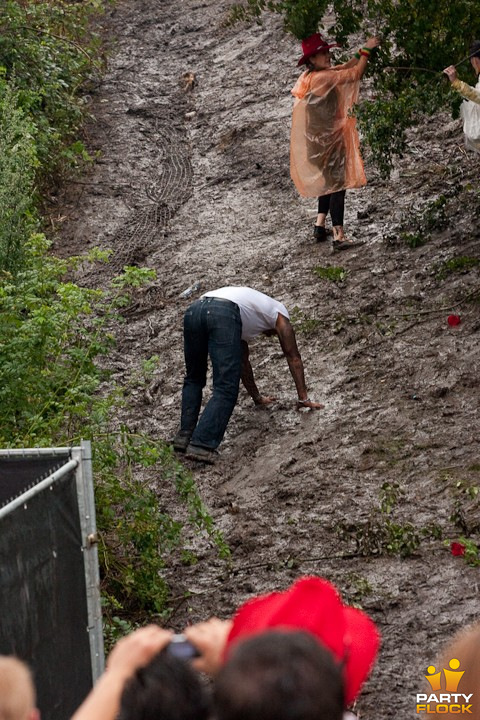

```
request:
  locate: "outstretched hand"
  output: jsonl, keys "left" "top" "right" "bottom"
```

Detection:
{"left": 364, "top": 36, "right": 380, "bottom": 50}
{"left": 296, "top": 399, "right": 324, "bottom": 410}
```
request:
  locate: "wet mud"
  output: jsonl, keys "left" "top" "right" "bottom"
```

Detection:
{"left": 52, "top": 1, "right": 480, "bottom": 717}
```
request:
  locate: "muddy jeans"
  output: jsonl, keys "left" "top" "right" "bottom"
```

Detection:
{"left": 180, "top": 296, "right": 242, "bottom": 450}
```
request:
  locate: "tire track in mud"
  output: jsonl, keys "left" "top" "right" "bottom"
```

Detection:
{"left": 102, "top": 116, "right": 193, "bottom": 270}
{"left": 70, "top": 0, "right": 198, "bottom": 281}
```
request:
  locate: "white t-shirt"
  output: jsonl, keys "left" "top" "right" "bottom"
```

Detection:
{"left": 202, "top": 286, "right": 289, "bottom": 341}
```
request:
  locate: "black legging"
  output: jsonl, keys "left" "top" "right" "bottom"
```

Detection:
{"left": 318, "top": 190, "right": 346, "bottom": 226}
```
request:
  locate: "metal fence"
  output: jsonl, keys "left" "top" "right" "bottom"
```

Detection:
{"left": 0, "top": 441, "right": 104, "bottom": 720}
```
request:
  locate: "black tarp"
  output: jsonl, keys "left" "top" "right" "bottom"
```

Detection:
{"left": 0, "top": 457, "right": 65, "bottom": 508}
{"left": 0, "top": 460, "right": 93, "bottom": 720}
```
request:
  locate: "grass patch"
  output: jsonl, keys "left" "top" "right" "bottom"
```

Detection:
{"left": 290, "top": 305, "right": 321, "bottom": 335}
{"left": 313, "top": 265, "right": 348, "bottom": 283}
{"left": 401, "top": 195, "right": 448, "bottom": 249}
{"left": 435, "top": 256, "right": 480, "bottom": 280}
{"left": 337, "top": 481, "right": 442, "bottom": 557}
{"left": 401, "top": 231, "right": 426, "bottom": 249}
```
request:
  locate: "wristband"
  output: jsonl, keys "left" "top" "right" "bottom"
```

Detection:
{"left": 360, "top": 47, "right": 371, "bottom": 58}
{"left": 354, "top": 51, "right": 361, "bottom": 59}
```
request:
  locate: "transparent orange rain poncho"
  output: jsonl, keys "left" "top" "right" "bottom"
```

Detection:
{"left": 290, "top": 64, "right": 367, "bottom": 198}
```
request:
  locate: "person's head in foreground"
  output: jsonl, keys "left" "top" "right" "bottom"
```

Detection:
{"left": 118, "top": 647, "right": 210, "bottom": 720}
{"left": 0, "top": 656, "right": 39, "bottom": 720}
{"left": 223, "top": 576, "right": 381, "bottom": 710}
{"left": 214, "top": 630, "right": 344, "bottom": 720}
{"left": 432, "top": 620, "right": 480, "bottom": 720}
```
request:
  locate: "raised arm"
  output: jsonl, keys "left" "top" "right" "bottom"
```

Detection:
{"left": 334, "top": 36, "right": 380, "bottom": 80}
{"left": 332, "top": 57, "right": 358, "bottom": 71}
{"left": 275, "top": 314, "right": 323, "bottom": 409}
{"left": 443, "top": 65, "right": 480, "bottom": 105}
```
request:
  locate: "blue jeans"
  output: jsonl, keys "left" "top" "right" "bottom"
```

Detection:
{"left": 180, "top": 297, "right": 242, "bottom": 450}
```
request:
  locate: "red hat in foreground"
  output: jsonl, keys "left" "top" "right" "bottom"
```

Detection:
{"left": 224, "top": 576, "right": 380, "bottom": 706}
{"left": 297, "top": 33, "right": 340, "bottom": 66}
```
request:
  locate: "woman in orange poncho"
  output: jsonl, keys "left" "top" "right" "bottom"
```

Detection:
{"left": 290, "top": 33, "right": 379, "bottom": 250}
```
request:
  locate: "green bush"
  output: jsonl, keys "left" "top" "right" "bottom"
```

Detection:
{"left": 0, "top": 246, "right": 230, "bottom": 621}
{"left": 0, "top": 0, "right": 103, "bottom": 171}
{"left": 94, "top": 429, "right": 229, "bottom": 625}
{"left": 337, "top": 481, "right": 443, "bottom": 558}
{"left": 313, "top": 265, "right": 348, "bottom": 283}
{"left": 0, "top": 79, "right": 39, "bottom": 274}
{"left": 435, "top": 255, "right": 480, "bottom": 280}
{"left": 0, "top": 236, "right": 108, "bottom": 444}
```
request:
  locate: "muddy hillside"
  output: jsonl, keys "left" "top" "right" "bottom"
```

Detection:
{"left": 52, "top": 0, "right": 480, "bottom": 717}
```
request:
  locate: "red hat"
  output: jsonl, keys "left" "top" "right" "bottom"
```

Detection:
{"left": 224, "top": 576, "right": 380, "bottom": 706}
{"left": 297, "top": 33, "right": 340, "bottom": 66}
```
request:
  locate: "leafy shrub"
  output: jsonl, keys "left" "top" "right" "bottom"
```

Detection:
{"left": 289, "top": 305, "right": 321, "bottom": 335}
{"left": 0, "top": 236, "right": 109, "bottom": 444}
{"left": 1, "top": 245, "right": 230, "bottom": 621}
{"left": 0, "top": 79, "right": 39, "bottom": 274}
{"left": 397, "top": 195, "right": 448, "bottom": 249}
{"left": 94, "top": 429, "right": 229, "bottom": 625}
{"left": 0, "top": 0, "right": 103, "bottom": 172}
{"left": 0, "top": 1, "right": 231, "bottom": 630}
{"left": 227, "top": 0, "right": 325, "bottom": 37}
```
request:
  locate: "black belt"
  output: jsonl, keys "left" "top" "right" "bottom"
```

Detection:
{"left": 199, "top": 296, "right": 237, "bottom": 307}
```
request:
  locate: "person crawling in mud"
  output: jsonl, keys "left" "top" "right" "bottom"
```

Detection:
{"left": 172, "top": 286, "right": 323, "bottom": 464}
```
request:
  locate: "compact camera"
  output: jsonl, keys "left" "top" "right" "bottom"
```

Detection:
{"left": 166, "top": 634, "right": 200, "bottom": 660}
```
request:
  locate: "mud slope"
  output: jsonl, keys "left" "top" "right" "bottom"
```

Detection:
{"left": 53, "top": 1, "right": 480, "bottom": 717}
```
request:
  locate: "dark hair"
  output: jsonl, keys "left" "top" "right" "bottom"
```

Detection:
{"left": 214, "top": 631, "right": 344, "bottom": 720}
{"left": 470, "top": 40, "right": 480, "bottom": 59}
{"left": 118, "top": 649, "right": 210, "bottom": 720}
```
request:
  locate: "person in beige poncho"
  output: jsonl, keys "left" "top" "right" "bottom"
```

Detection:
{"left": 444, "top": 40, "right": 480, "bottom": 154}
{"left": 443, "top": 41, "right": 480, "bottom": 105}
{"left": 290, "top": 33, "right": 379, "bottom": 250}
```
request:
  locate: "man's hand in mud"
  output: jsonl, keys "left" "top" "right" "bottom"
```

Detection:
{"left": 254, "top": 395, "right": 277, "bottom": 406}
{"left": 296, "top": 399, "right": 324, "bottom": 410}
